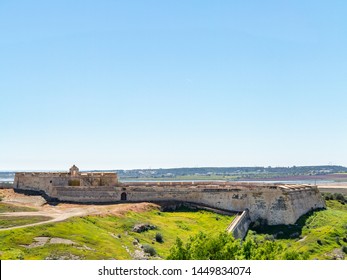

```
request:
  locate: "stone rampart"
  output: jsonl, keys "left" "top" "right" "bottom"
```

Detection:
{"left": 13, "top": 168, "right": 326, "bottom": 225}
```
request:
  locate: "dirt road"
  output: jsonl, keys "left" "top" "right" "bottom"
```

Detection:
{"left": 0, "top": 189, "right": 157, "bottom": 231}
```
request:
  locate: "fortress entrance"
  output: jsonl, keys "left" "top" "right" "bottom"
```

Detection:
{"left": 121, "top": 192, "right": 127, "bottom": 201}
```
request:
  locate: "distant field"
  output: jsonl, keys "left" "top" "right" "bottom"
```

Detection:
{"left": 121, "top": 173, "right": 347, "bottom": 182}
{"left": 0, "top": 208, "right": 233, "bottom": 260}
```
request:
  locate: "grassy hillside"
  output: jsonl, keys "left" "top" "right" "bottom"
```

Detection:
{"left": 248, "top": 199, "right": 347, "bottom": 260}
{"left": 0, "top": 207, "right": 233, "bottom": 260}
{"left": 0, "top": 216, "right": 51, "bottom": 229}
{"left": 1, "top": 196, "right": 346, "bottom": 260}
{"left": 166, "top": 198, "right": 347, "bottom": 260}
{"left": 0, "top": 202, "right": 38, "bottom": 213}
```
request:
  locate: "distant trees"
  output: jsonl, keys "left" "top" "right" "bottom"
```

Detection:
{"left": 323, "top": 193, "right": 346, "bottom": 204}
{"left": 167, "top": 232, "right": 307, "bottom": 260}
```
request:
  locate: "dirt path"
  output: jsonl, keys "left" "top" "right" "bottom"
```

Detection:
{"left": 0, "top": 189, "right": 158, "bottom": 231}
{"left": 0, "top": 207, "right": 97, "bottom": 231}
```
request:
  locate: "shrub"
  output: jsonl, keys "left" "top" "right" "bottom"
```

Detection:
{"left": 335, "top": 237, "right": 341, "bottom": 245}
{"left": 155, "top": 232, "right": 163, "bottom": 243}
{"left": 264, "top": 234, "right": 275, "bottom": 241}
{"left": 342, "top": 246, "right": 347, "bottom": 254}
{"left": 333, "top": 193, "right": 345, "bottom": 203}
{"left": 167, "top": 231, "right": 308, "bottom": 260}
{"left": 324, "top": 193, "right": 333, "bottom": 200}
{"left": 324, "top": 192, "right": 347, "bottom": 203}
{"left": 143, "top": 244, "right": 156, "bottom": 256}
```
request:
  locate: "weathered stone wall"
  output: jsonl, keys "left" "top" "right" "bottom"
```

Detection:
{"left": 227, "top": 210, "right": 251, "bottom": 239}
{"left": 13, "top": 171, "right": 325, "bottom": 225}
{"left": 20, "top": 180, "right": 325, "bottom": 225}
{"left": 14, "top": 172, "right": 118, "bottom": 191}
{"left": 287, "top": 186, "right": 324, "bottom": 222}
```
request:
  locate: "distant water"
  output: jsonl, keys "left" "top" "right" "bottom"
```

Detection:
{"left": 237, "top": 180, "right": 335, "bottom": 185}
{"left": 121, "top": 179, "right": 335, "bottom": 184}
{"left": 0, "top": 177, "right": 336, "bottom": 185}
{"left": 0, "top": 178, "right": 14, "bottom": 183}
{"left": 121, "top": 179, "right": 225, "bottom": 183}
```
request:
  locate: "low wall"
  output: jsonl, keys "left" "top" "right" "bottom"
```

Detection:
{"left": 227, "top": 210, "right": 251, "bottom": 239}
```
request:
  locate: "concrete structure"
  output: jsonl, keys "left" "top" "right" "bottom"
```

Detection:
{"left": 13, "top": 166, "right": 326, "bottom": 226}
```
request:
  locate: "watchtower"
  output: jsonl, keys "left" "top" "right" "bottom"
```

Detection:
{"left": 69, "top": 165, "right": 79, "bottom": 177}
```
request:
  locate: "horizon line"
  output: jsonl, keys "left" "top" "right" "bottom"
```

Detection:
{"left": 0, "top": 164, "right": 346, "bottom": 172}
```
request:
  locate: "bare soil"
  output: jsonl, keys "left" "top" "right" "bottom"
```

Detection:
{"left": 0, "top": 189, "right": 159, "bottom": 231}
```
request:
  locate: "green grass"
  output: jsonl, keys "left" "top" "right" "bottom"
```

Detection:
{"left": 247, "top": 200, "right": 347, "bottom": 259}
{"left": 0, "top": 216, "right": 52, "bottom": 229}
{"left": 0, "top": 207, "right": 233, "bottom": 260}
{"left": 0, "top": 203, "right": 38, "bottom": 213}
{"left": 2, "top": 199, "right": 345, "bottom": 260}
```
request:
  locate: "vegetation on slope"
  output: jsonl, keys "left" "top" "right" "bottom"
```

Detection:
{"left": 167, "top": 232, "right": 306, "bottom": 260}
{"left": 248, "top": 199, "right": 347, "bottom": 259}
{"left": 0, "top": 203, "right": 38, "bottom": 213}
{"left": 167, "top": 194, "right": 347, "bottom": 260}
{"left": 1, "top": 194, "right": 346, "bottom": 260}
{"left": 0, "top": 216, "right": 51, "bottom": 229}
{"left": 0, "top": 208, "right": 232, "bottom": 260}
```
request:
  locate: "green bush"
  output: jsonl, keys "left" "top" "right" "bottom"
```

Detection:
{"left": 333, "top": 193, "right": 345, "bottom": 203}
{"left": 155, "top": 232, "right": 163, "bottom": 243}
{"left": 167, "top": 231, "right": 307, "bottom": 260}
{"left": 143, "top": 244, "right": 156, "bottom": 256}
{"left": 323, "top": 192, "right": 346, "bottom": 203}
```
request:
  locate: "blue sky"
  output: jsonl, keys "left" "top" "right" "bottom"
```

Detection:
{"left": 1, "top": 1, "right": 346, "bottom": 170}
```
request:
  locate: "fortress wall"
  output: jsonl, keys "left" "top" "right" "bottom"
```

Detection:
{"left": 46, "top": 183, "right": 300, "bottom": 224}
{"left": 41, "top": 183, "right": 325, "bottom": 224}
{"left": 287, "top": 186, "right": 326, "bottom": 222}
{"left": 100, "top": 174, "right": 118, "bottom": 186}
{"left": 116, "top": 184, "right": 324, "bottom": 224}
{"left": 45, "top": 186, "right": 119, "bottom": 203}
{"left": 14, "top": 173, "right": 58, "bottom": 192}
{"left": 13, "top": 172, "right": 325, "bottom": 225}
{"left": 14, "top": 172, "right": 118, "bottom": 191}
{"left": 79, "top": 174, "right": 118, "bottom": 187}
{"left": 190, "top": 187, "right": 298, "bottom": 224}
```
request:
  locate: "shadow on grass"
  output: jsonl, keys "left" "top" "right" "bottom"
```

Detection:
{"left": 162, "top": 205, "right": 200, "bottom": 213}
{"left": 250, "top": 208, "right": 325, "bottom": 240}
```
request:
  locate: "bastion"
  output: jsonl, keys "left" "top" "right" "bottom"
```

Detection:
{"left": 13, "top": 166, "right": 326, "bottom": 225}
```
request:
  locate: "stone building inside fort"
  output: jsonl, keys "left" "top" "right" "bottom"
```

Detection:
{"left": 14, "top": 165, "right": 118, "bottom": 190}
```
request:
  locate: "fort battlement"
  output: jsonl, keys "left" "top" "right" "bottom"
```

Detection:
{"left": 13, "top": 166, "right": 326, "bottom": 226}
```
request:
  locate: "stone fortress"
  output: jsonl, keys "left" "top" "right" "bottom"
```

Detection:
{"left": 14, "top": 165, "right": 326, "bottom": 227}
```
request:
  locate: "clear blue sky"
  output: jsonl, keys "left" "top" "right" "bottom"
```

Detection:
{"left": 1, "top": 1, "right": 346, "bottom": 170}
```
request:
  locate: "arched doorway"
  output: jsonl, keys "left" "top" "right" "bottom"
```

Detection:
{"left": 121, "top": 192, "right": 127, "bottom": 201}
